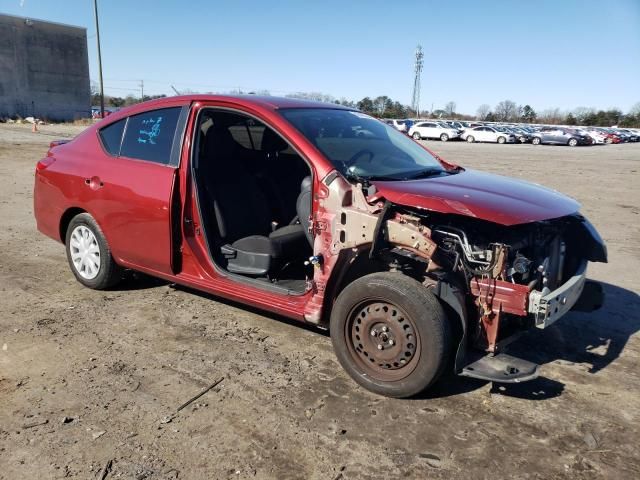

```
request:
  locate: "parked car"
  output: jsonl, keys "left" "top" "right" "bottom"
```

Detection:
{"left": 91, "top": 108, "right": 114, "bottom": 119}
{"left": 384, "top": 119, "right": 410, "bottom": 134}
{"left": 531, "top": 127, "right": 593, "bottom": 146}
{"left": 616, "top": 128, "right": 639, "bottom": 142}
{"left": 581, "top": 128, "right": 608, "bottom": 144}
{"left": 408, "top": 121, "right": 460, "bottom": 141}
{"left": 34, "top": 95, "right": 606, "bottom": 398}
{"left": 593, "top": 128, "right": 621, "bottom": 144}
{"left": 496, "top": 125, "right": 529, "bottom": 143}
{"left": 462, "top": 126, "right": 516, "bottom": 144}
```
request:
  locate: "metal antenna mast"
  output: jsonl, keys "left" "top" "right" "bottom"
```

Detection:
{"left": 411, "top": 45, "right": 424, "bottom": 117}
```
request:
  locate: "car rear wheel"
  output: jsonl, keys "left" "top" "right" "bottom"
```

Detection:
{"left": 497, "top": 136, "right": 506, "bottom": 144}
{"left": 65, "top": 213, "right": 121, "bottom": 290}
{"left": 605, "top": 137, "right": 612, "bottom": 144}
{"left": 532, "top": 137, "right": 542, "bottom": 145}
{"left": 440, "top": 133, "right": 449, "bottom": 142}
{"left": 330, "top": 272, "right": 451, "bottom": 398}
{"left": 412, "top": 132, "right": 422, "bottom": 140}
{"left": 568, "top": 138, "right": 578, "bottom": 147}
{"left": 466, "top": 135, "right": 475, "bottom": 143}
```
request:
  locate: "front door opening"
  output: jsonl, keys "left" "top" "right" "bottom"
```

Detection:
{"left": 193, "top": 109, "right": 313, "bottom": 293}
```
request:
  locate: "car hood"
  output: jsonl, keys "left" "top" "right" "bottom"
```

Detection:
{"left": 371, "top": 169, "right": 580, "bottom": 226}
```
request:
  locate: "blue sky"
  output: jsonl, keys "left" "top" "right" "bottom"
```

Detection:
{"left": 2, "top": 0, "right": 639, "bottom": 114}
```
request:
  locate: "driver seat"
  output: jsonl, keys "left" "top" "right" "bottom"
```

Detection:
{"left": 201, "top": 125, "right": 310, "bottom": 276}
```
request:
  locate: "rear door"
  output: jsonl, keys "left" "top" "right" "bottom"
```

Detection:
{"left": 91, "top": 106, "right": 188, "bottom": 274}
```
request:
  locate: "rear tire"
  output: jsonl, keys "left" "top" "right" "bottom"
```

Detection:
{"left": 412, "top": 132, "right": 422, "bottom": 140}
{"left": 65, "top": 213, "right": 121, "bottom": 290}
{"left": 532, "top": 137, "right": 542, "bottom": 145}
{"left": 466, "top": 135, "right": 475, "bottom": 143}
{"left": 440, "top": 133, "right": 449, "bottom": 142}
{"left": 497, "top": 136, "right": 506, "bottom": 144}
{"left": 330, "top": 272, "right": 451, "bottom": 398}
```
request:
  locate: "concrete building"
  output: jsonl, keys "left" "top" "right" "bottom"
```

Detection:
{"left": 0, "top": 14, "right": 90, "bottom": 121}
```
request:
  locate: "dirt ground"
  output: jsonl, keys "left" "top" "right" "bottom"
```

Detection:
{"left": 1, "top": 123, "right": 639, "bottom": 479}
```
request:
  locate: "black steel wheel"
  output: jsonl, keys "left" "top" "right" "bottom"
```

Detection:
{"left": 330, "top": 272, "right": 451, "bottom": 398}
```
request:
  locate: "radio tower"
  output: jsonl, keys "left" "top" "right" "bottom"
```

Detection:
{"left": 411, "top": 45, "right": 424, "bottom": 117}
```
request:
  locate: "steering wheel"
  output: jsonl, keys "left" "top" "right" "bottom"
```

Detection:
{"left": 347, "top": 149, "right": 374, "bottom": 172}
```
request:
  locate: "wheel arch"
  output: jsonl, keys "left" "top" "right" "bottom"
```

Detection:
{"left": 59, "top": 207, "right": 88, "bottom": 244}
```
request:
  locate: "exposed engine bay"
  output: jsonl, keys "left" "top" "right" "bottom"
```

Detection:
{"left": 309, "top": 175, "right": 607, "bottom": 381}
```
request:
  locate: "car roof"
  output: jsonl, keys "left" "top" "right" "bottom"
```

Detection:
{"left": 93, "top": 94, "right": 356, "bottom": 129}
{"left": 144, "top": 94, "right": 352, "bottom": 111}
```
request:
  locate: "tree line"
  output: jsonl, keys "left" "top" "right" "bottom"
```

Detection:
{"left": 91, "top": 89, "right": 640, "bottom": 128}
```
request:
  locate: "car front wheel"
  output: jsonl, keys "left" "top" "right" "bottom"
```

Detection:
{"left": 532, "top": 137, "right": 542, "bottom": 145}
{"left": 65, "top": 213, "right": 121, "bottom": 290}
{"left": 497, "top": 136, "right": 506, "bottom": 144}
{"left": 330, "top": 272, "right": 451, "bottom": 398}
{"left": 440, "top": 133, "right": 449, "bottom": 142}
{"left": 568, "top": 138, "right": 578, "bottom": 147}
{"left": 412, "top": 132, "right": 422, "bottom": 140}
{"left": 466, "top": 135, "right": 475, "bottom": 143}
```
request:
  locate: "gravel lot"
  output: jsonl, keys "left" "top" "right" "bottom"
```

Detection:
{"left": 1, "top": 123, "right": 639, "bottom": 479}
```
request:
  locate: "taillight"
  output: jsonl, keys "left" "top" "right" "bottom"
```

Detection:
{"left": 36, "top": 157, "right": 56, "bottom": 171}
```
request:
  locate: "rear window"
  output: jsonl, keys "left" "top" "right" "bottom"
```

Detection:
{"left": 120, "top": 107, "right": 182, "bottom": 164}
{"left": 98, "top": 119, "right": 126, "bottom": 155}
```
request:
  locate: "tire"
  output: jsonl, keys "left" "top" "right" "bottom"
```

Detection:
{"left": 412, "top": 132, "right": 422, "bottom": 140}
{"left": 568, "top": 138, "right": 578, "bottom": 147}
{"left": 532, "top": 137, "right": 542, "bottom": 145}
{"left": 440, "top": 133, "right": 449, "bottom": 142}
{"left": 65, "top": 213, "right": 122, "bottom": 290}
{"left": 466, "top": 135, "right": 475, "bottom": 143}
{"left": 330, "top": 272, "right": 451, "bottom": 398}
{"left": 605, "top": 137, "right": 612, "bottom": 144}
{"left": 497, "top": 136, "right": 506, "bottom": 144}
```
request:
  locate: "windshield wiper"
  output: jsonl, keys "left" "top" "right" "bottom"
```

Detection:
{"left": 403, "top": 168, "right": 449, "bottom": 180}
{"left": 344, "top": 171, "right": 400, "bottom": 184}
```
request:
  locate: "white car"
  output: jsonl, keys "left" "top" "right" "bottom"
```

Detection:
{"left": 581, "top": 128, "right": 607, "bottom": 144}
{"left": 409, "top": 121, "right": 460, "bottom": 142}
{"left": 384, "top": 119, "right": 409, "bottom": 133}
{"left": 462, "top": 126, "right": 516, "bottom": 144}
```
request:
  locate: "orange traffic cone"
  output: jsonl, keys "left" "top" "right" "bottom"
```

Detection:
{"left": 32, "top": 121, "right": 38, "bottom": 133}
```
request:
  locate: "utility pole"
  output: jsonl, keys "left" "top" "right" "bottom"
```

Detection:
{"left": 92, "top": 0, "right": 105, "bottom": 118}
{"left": 140, "top": 80, "right": 144, "bottom": 102}
{"left": 410, "top": 45, "right": 424, "bottom": 117}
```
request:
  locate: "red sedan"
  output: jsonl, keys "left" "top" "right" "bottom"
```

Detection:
{"left": 34, "top": 95, "right": 607, "bottom": 397}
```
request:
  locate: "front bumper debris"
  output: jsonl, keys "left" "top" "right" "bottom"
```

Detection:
{"left": 528, "top": 260, "right": 588, "bottom": 329}
{"left": 459, "top": 352, "right": 539, "bottom": 383}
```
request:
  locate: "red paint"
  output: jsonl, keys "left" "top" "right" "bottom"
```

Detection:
{"left": 34, "top": 95, "right": 582, "bottom": 326}
{"left": 372, "top": 169, "right": 580, "bottom": 226}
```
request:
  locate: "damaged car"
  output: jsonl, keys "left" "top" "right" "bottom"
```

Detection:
{"left": 34, "top": 95, "right": 607, "bottom": 398}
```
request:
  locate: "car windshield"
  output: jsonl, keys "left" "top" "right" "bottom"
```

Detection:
{"left": 280, "top": 108, "right": 448, "bottom": 181}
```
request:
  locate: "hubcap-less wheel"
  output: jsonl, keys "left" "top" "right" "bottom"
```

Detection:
{"left": 466, "top": 135, "right": 474, "bottom": 143}
{"left": 69, "top": 225, "right": 101, "bottom": 279}
{"left": 412, "top": 132, "right": 421, "bottom": 140}
{"left": 532, "top": 137, "right": 541, "bottom": 145}
{"left": 568, "top": 138, "right": 578, "bottom": 147}
{"left": 346, "top": 301, "right": 420, "bottom": 381}
{"left": 440, "top": 133, "right": 449, "bottom": 142}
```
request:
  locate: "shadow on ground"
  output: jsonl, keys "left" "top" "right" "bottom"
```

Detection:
{"left": 114, "top": 274, "right": 639, "bottom": 400}
{"left": 511, "top": 282, "right": 640, "bottom": 374}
